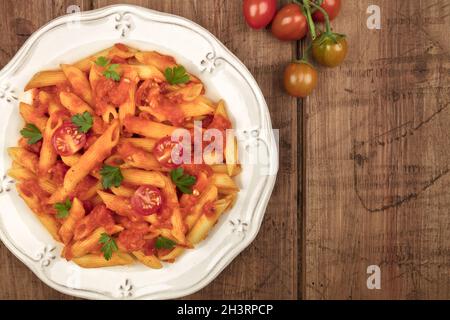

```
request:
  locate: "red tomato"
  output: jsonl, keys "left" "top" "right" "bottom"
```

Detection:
{"left": 271, "top": 3, "right": 308, "bottom": 41}
{"left": 153, "top": 136, "right": 184, "bottom": 168}
{"left": 313, "top": 0, "right": 341, "bottom": 22}
{"left": 131, "top": 186, "right": 163, "bottom": 216}
{"left": 52, "top": 122, "right": 86, "bottom": 156}
{"left": 243, "top": 0, "right": 277, "bottom": 29}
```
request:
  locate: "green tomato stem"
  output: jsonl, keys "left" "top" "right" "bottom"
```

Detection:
{"left": 308, "top": 0, "right": 332, "bottom": 34}
{"left": 300, "top": 0, "right": 317, "bottom": 40}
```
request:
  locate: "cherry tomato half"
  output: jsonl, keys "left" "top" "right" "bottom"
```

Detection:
{"left": 52, "top": 122, "right": 86, "bottom": 156}
{"left": 271, "top": 3, "right": 308, "bottom": 41}
{"left": 313, "top": 0, "right": 341, "bottom": 22}
{"left": 243, "top": 0, "right": 277, "bottom": 29}
{"left": 131, "top": 186, "right": 163, "bottom": 216}
{"left": 312, "top": 33, "right": 348, "bottom": 68}
{"left": 283, "top": 62, "right": 318, "bottom": 98}
{"left": 153, "top": 136, "right": 184, "bottom": 168}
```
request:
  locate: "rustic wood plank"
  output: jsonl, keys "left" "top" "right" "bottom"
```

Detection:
{"left": 0, "top": 0, "right": 91, "bottom": 299}
{"left": 304, "top": 0, "right": 450, "bottom": 299}
{"left": 0, "top": 0, "right": 299, "bottom": 299}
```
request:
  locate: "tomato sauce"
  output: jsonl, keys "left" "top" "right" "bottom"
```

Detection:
{"left": 94, "top": 77, "right": 131, "bottom": 115}
{"left": 136, "top": 80, "right": 185, "bottom": 126}
{"left": 73, "top": 204, "right": 115, "bottom": 240}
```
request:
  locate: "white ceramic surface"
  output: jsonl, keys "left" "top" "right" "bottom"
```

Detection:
{"left": 0, "top": 4, "right": 278, "bottom": 300}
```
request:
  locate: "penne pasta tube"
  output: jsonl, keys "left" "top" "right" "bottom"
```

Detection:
{"left": 132, "top": 251, "right": 162, "bottom": 269}
{"left": 19, "top": 102, "right": 48, "bottom": 132}
{"left": 97, "top": 191, "right": 134, "bottom": 217}
{"left": 188, "top": 195, "right": 234, "bottom": 245}
{"left": 38, "top": 114, "right": 64, "bottom": 175}
{"left": 59, "top": 198, "right": 85, "bottom": 244}
{"left": 71, "top": 225, "right": 123, "bottom": 258}
{"left": 8, "top": 147, "right": 38, "bottom": 174}
{"left": 123, "top": 116, "right": 178, "bottom": 139}
{"left": 25, "top": 70, "right": 67, "bottom": 91}
{"left": 211, "top": 173, "right": 239, "bottom": 192}
{"left": 72, "top": 252, "right": 134, "bottom": 268}
{"left": 119, "top": 138, "right": 157, "bottom": 153}
{"left": 38, "top": 177, "right": 58, "bottom": 194}
{"left": 160, "top": 176, "right": 186, "bottom": 245}
{"left": 135, "top": 51, "right": 177, "bottom": 72}
{"left": 139, "top": 99, "right": 214, "bottom": 122}
{"left": 185, "top": 185, "right": 218, "bottom": 230}
{"left": 118, "top": 69, "right": 138, "bottom": 126}
{"left": 130, "top": 64, "right": 165, "bottom": 81}
{"left": 7, "top": 163, "right": 35, "bottom": 181}
{"left": 225, "top": 135, "right": 239, "bottom": 176}
{"left": 61, "top": 64, "right": 93, "bottom": 106}
{"left": 211, "top": 164, "right": 242, "bottom": 176}
{"left": 74, "top": 47, "right": 113, "bottom": 72}
{"left": 61, "top": 154, "right": 81, "bottom": 167}
{"left": 110, "top": 185, "right": 136, "bottom": 198}
{"left": 60, "top": 91, "right": 94, "bottom": 115}
{"left": 121, "top": 169, "right": 165, "bottom": 188}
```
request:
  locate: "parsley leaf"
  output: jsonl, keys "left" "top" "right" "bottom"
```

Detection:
{"left": 170, "top": 167, "right": 196, "bottom": 194}
{"left": 95, "top": 56, "right": 110, "bottom": 67}
{"left": 54, "top": 198, "right": 72, "bottom": 219}
{"left": 164, "top": 66, "right": 190, "bottom": 85}
{"left": 103, "top": 64, "right": 121, "bottom": 81}
{"left": 20, "top": 124, "right": 43, "bottom": 145}
{"left": 99, "top": 233, "right": 118, "bottom": 261}
{"left": 71, "top": 111, "right": 93, "bottom": 133}
{"left": 100, "top": 165, "right": 123, "bottom": 189}
{"left": 155, "top": 236, "right": 176, "bottom": 250}
{"left": 95, "top": 56, "right": 121, "bottom": 81}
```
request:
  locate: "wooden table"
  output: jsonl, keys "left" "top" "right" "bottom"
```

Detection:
{"left": 0, "top": 0, "right": 448, "bottom": 300}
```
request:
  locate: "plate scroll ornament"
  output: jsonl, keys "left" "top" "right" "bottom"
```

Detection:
{"left": 0, "top": 5, "right": 278, "bottom": 300}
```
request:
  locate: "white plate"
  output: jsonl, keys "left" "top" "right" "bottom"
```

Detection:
{"left": 0, "top": 4, "right": 278, "bottom": 300}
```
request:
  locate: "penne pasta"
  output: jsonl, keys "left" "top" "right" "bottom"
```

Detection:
{"left": 123, "top": 116, "right": 178, "bottom": 139}
{"left": 59, "top": 198, "right": 86, "bottom": 244}
{"left": 61, "top": 64, "right": 93, "bottom": 106}
{"left": 60, "top": 91, "right": 94, "bottom": 114}
{"left": 25, "top": 70, "right": 67, "bottom": 91}
{"left": 10, "top": 44, "right": 241, "bottom": 269}
{"left": 19, "top": 102, "right": 48, "bottom": 133}
{"left": 72, "top": 252, "right": 134, "bottom": 268}
{"left": 132, "top": 251, "right": 162, "bottom": 269}
{"left": 121, "top": 169, "right": 165, "bottom": 188}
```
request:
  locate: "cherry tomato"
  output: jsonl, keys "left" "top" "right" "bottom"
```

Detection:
{"left": 153, "top": 136, "right": 184, "bottom": 168}
{"left": 271, "top": 4, "right": 308, "bottom": 41}
{"left": 283, "top": 62, "right": 318, "bottom": 98}
{"left": 131, "top": 186, "right": 163, "bottom": 216}
{"left": 52, "top": 122, "right": 86, "bottom": 156}
{"left": 243, "top": 0, "right": 277, "bottom": 29}
{"left": 313, "top": 0, "right": 341, "bottom": 22}
{"left": 312, "top": 33, "right": 348, "bottom": 68}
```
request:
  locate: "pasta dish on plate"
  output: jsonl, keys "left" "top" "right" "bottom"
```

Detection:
{"left": 7, "top": 43, "right": 240, "bottom": 269}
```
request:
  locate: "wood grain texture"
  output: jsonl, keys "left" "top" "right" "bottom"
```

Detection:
{"left": 304, "top": 0, "right": 450, "bottom": 299}
{"left": 0, "top": 0, "right": 298, "bottom": 299}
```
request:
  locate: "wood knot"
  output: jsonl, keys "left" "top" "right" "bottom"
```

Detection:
{"left": 13, "top": 18, "right": 34, "bottom": 37}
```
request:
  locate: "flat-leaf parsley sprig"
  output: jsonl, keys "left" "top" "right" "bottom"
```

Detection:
{"left": 155, "top": 236, "right": 176, "bottom": 250}
{"left": 100, "top": 165, "right": 124, "bottom": 189}
{"left": 20, "top": 123, "right": 43, "bottom": 145}
{"left": 71, "top": 111, "right": 93, "bottom": 133}
{"left": 99, "top": 233, "right": 118, "bottom": 261}
{"left": 95, "top": 56, "right": 121, "bottom": 82}
{"left": 170, "top": 167, "right": 196, "bottom": 194}
{"left": 54, "top": 198, "right": 72, "bottom": 219}
{"left": 164, "top": 65, "right": 190, "bottom": 85}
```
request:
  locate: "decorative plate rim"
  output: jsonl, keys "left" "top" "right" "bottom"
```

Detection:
{"left": 0, "top": 4, "right": 279, "bottom": 300}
